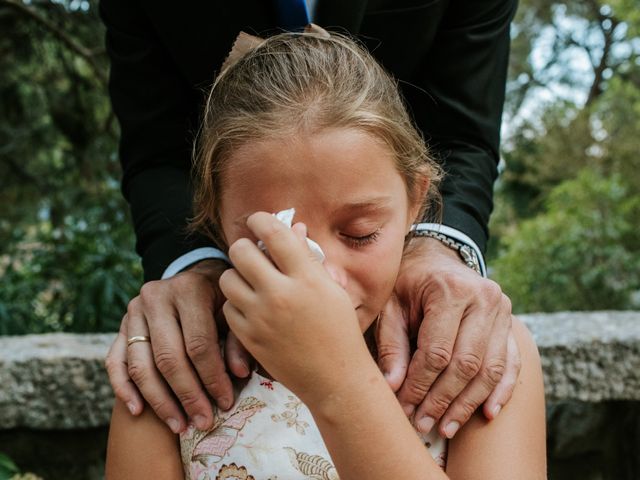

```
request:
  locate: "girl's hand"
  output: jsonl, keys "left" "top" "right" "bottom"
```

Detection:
{"left": 219, "top": 212, "right": 373, "bottom": 405}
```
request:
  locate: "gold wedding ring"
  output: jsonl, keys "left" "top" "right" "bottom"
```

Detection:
{"left": 127, "top": 335, "right": 151, "bottom": 347}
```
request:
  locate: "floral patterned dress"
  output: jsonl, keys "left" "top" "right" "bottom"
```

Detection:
{"left": 180, "top": 370, "right": 447, "bottom": 480}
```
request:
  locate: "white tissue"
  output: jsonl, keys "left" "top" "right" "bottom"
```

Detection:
{"left": 257, "top": 208, "right": 325, "bottom": 263}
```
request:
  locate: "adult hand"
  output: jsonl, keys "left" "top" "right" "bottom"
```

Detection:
{"left": 376, "top": 237, "right": 521, "bottom": 439}
{"left": 219, "top": 213, "right": 371, "bottom": 405}
{"left": 105, "top": 258, "right": 253, "bottom": 434}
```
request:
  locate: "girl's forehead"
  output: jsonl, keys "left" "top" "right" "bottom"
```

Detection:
{"left": 219, "top": 128, "right": 411, "bottom": 225}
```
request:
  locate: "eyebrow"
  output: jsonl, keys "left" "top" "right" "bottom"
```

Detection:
{"left": 331, "top": 195, "right": 394, "bottom": 215}
{"left": 231, "top": 196, "right": 394, "bottom": 228}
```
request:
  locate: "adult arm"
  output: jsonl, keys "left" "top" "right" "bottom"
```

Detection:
{"left": 374, "top": 0, "right": 521, "bottom": 435}
{"left": 100, "top": 0, "right": 243, "bottom": 432}
{"left": 99, "top": 0, "right": 211, "bottom": 281}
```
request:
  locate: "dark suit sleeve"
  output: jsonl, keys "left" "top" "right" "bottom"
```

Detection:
{"left": 100, "top": 0, "right": 215, "bottom": 281}
{"left": 404, "top": 0, "right": 517, "bottom": 254}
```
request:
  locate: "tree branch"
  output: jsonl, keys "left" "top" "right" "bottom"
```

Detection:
{"left": 0, "top": 0, "right": 107, "bottom": 85}
{"left": 586, "top": 17, "right": 620, "bottom": 106}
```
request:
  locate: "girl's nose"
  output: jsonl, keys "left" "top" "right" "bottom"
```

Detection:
{"left": 323, "top": 260, "right": 348, "bottom": 290}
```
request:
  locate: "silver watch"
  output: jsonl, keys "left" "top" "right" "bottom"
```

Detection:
{"left": 413, "top": 230, "right": 482, "bottom": 275}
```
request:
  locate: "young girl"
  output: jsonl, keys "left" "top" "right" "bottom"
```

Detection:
{"left": 106, "top": 26, "right": 546, "bottom": 479}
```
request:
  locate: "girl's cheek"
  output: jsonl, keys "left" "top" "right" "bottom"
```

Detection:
{"left": 358, "top": 236, "right": 404, "bottom": 301}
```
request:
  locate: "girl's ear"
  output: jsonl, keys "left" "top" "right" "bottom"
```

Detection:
{"left": 406, "top": 175, "right": 430, "bottom": 232}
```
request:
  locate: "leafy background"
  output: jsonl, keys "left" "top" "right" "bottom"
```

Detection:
{"left": 0, "top": 0, "right": 639, "bottom": 337}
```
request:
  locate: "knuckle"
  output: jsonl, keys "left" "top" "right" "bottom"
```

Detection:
{"left": 511, "top": 352, "right": 523, "bottom": 375}
{"left": 110, "top": 382, "right": 130, "bottom": 402}
{"left": 483, "top": 359, "right": 507, "bottom": 386}
{"left": 377, "top": 342, "right": 404, "bottom": 362}
{"left": 452, "top": 352, "right": 482, "bottom": 380}
{"left": 422, "top": 345, "right": 452, "bottom": 373}
{"left": 404, "top": 379, "right": 430, "bottom": 401}
{"left": 171, "top": 274, "right": 194, "bottom": 294}
{"left": 127, "top": 360, "right": 148, "bottom": 386}
{"left": 176, "top": 388, "right": 202, "bottom": 409}
{"left": 147, "top": 398, "right": 172, "bottom": 418}
{"left": 480, "top": 279, "right": 502, "bottom": 302}
{"left": 139, "top": 280, "right": 160, "bottom": 299}
{"left": 455, "top": 397, "right": 481, "bottom": 421}
{"left": 266, "top": 291, "right": 291, "bottom": 312}
{"left": 126, "top": 296, "right": 141, "bottom": 316}
{"left": 441, "top": 272, "right": 467, "bottom": 296}
{"left": 154, "top": 348, "right": 182, "bottom": 378}
{"left": 427, "top": 393, "right": 453, "bottom": 416}
{"left": 202, "top": 376, "right": 226, "bottom": 396}
{"left": 185, "top": 335, "right": 212, "bottom": 362}
{"left": 104, "top": 354, "right": 118, "bottom": 376}
{"left": 501, "top": 294, "right": 513, "bottom": 315}
{"left": 228, "top": 239, "right": 249, "bottom": 258}
{"left": 263, "top": 220, "right": 286, "bottom": 240}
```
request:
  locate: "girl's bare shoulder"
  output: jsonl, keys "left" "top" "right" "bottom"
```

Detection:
{"left": 446, "top": 317, "right": 547, "bottom": 480}
{"left": 105, "top": 399, "right": 184, "bottom": 480}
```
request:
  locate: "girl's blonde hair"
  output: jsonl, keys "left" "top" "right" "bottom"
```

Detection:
{"left": 190, "top": 28, "right": 443, "bottom": 247}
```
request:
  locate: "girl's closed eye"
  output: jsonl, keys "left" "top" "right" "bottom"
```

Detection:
{"left": 342, "top": 228, "right": 381, "bottom": 248}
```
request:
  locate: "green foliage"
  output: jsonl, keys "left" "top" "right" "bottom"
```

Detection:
{"left": 489, "top": 0, "right": 640, "bottom": 312}
{"left": 492, "top": 170, "right": 640, "bottom": 313}
{"left": 0, "top": 452, "right": 19, "bottom": 480}
{"left": 0, "top": 0, "right": 142, "bottom": 334}
{"left": 0, "top": 189, "right": 142, "bottom": 334}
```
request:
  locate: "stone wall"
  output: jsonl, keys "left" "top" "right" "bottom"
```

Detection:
{"left": 0, "top": 311, "right": 639, "bottom": 479}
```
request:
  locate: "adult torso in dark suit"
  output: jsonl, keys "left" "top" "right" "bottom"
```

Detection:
{"left": 100, "top": 0, "right": 517, "bottom": 280}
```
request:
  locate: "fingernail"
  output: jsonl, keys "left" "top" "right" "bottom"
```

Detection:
{"left": 238, "top": 362, "right": 250, "bottom": 377}
{"left": 219, "top": 397, "right": 233, "bottom": 411}
{"left": 492, "top": 404, "right": 502, "bottom": 418}
{"left": 402, "top": 404, "right": 415, "bottom": 417}
{"left": 166, "top": 417, "right": 181, "bottom": 434}
{"left": 126, "top": 401, "right": 137, "bottom": 415}
{"left": 417, "top": 416, "right": 435, "bottom": 433}
{"left": 444, "top": 421, "right": 460, "bottom": 439}
{"left": 193, "top": 414, "right": 208, "bottom": 430}
{"left": 382, "top": 371, "right": 398, "bottom": 390}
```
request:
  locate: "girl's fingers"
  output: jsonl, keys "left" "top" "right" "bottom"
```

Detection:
{"left": 245, "top": 212, "right": 313, "bottom": 275}
{"left": 227, "top": 237, "right": 284, "bottom": 288}
{"left": 291, "top": 221, "right": 308, "bottom": 241}
{"left": 219, "top": 268, "right": 257, "bottom": 310}
{"left": 222, "top": 300, "right": 249, "bottom": 337}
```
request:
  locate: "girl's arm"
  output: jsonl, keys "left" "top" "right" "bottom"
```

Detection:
{"left": 105, "top": 399, "right": 184, "bottom": 480}
{"left": 307, "top": 354, "right": 449, "bottom": 479}
{"left": 306, "top": 317, "right": 545, "bottom": 480}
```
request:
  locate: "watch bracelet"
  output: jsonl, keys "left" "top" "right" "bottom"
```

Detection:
{"left": 413, "top": 230, "right": 482, "bottom": 275}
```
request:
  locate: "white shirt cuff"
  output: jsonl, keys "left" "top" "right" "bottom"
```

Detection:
{"left": 412, "top": 223, "right": 487, "bottom": 277}
{"left": 161, "top": 247, "right": 231, "bottom": 280}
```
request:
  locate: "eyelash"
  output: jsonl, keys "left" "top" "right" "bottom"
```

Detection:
{"left": 343, "top": 229, "right": 381, "bottom": 248}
